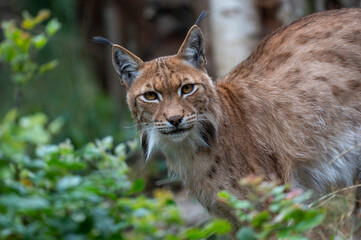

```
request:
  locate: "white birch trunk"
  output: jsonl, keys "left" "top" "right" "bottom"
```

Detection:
{"left": 210, "top": 0, "right": 261, "bottom": 77}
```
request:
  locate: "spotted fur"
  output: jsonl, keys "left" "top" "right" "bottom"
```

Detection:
{"left": 106, "top": 9, "right": 361, "bottom": 236}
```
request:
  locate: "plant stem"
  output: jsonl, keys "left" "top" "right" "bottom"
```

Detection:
{"left": 14, "top": 162, "right": 20, "bottom": 181}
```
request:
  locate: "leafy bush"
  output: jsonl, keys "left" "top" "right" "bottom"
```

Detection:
{"left": 0, "top": 9, "right": 129, "bottom": 146}
{"left": 218, "top": 176, "right": 325, "bottom": 240}
{"left": 0, "top": 108, "right": 235, "bottom": 239}
{"left": 0, "top": 9, "right": 60, "bottom": 87}
{"left": 0, "top": 109, "right": 177, "bottom": 239}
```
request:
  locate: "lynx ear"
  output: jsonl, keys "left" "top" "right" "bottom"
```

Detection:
{"left": 112, "top": 45, "right": 143, "bottom": 88}
{"left": 177, "top": 26, "right": 206, "bottom": 70}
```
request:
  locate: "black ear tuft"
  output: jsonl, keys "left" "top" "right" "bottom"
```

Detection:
{"left": 92, "top": 36, "right": 114, "bottom": 46}
{"left": 177, "top": 26, "right": 206, "bottom": 70}
{"left": 195, "top": 10, "right": 208, "bottom": 26}
{"left": 112, "top": 45, "right": 143, "bottom": 88}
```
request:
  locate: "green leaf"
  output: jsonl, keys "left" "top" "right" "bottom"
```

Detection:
{"left": 24, "top": 159, "right": 46, "bottom": 169}
{"left": 236, "top": 227, "right": 257, "bottom": 240}
{"left": 127, "top": 139, "right": 139, "bottom": 152}
{"left": 181, "top": 219, "right": 231, "bottom": 240}
{"left": 129, "top": 178, "right": 145, "bottom": 194}
{"left": 0, "top": 195, "right": 49, "bottom": 210}
{"left": 217, "top": 190, "right": 231, "bottom": 200}
{"left": 22, "top": 9, "right": 50, "bottom": 30}
{"left": 57, "top": 176, "right": 82, "bottom": 191}
{"left": 183, "top": 228, "right": 205, "bottom": 240}
{"left": 20, "top": 126, "right": 50, "bottom": 144}
{"left": 8, "top": 27, "right": 22, "bottom": 43}
{"left": 115, "top": 143, "right": 126, "bottom": 158}
{"left": 19, "top": 113, "right": 47, "bottom": 127}
{"left": 294, "top": 210, "right": 325, "bottom": 231}
{"left": 34, "top": 9, "right": 51, "bottom": 23}
{"left": 36, "top": 144, "right": 59, "bottom": 157}
{"left": 272, "top": 185, "right": 287, "bottom": 195}
{"left": 274, "top": 208, "right": 303, "bottom": 223}
{"left": 33, "top": 33, "right": 48, "bottom": 49}
{"left": 234, "top": 199, "right": 252, "bottom": 209}
{"left": 204, "top": 219, "right": 232, "bottom": 234}
{"left": 3, "top": 109, "right": 18, "bottom": 123}
{"left": 269, "top": 202, "right": 281, "bottom": 212}
{"left": 284, "top": 208, "right": 305, "bottom": 221}
{"left": 39, "top": 59, "right": 59, "bottom": 73}
{"left": 132, "top": 208, "right": 150, "bottom": 217}
{"left": 46, "top": 18, "right": 61, "bottom": 36}
{"left": 21, "top": 11, "right": 34, "bottom": 29}
{"left": 1, "top": 21, "right": 14, "bottom": 37}
{"left": 48, "top": 116, "right": 64, "bottom": 134}
{"left": 281, "top": 236, "right": 308, "bottom": 240}
{"left": 0, "top": 42, "right": 16, "bottom": 62}
{"left": 292, "top": 190, "right": 312, "bottom": 204}
{"left": 166, "top": 236, "right": 181, "bottom": 240}
{"left": 251, "top": 211, "right": 270, "bottom": 228}
{"left": 96, "top": 136, "right": 113, "bottom": 150}
{"left": 18, "top": 113, "right": 50, "bottom": 144}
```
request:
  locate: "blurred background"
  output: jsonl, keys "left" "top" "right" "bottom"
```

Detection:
{"left": 1, "top": 0, "right": 361, "bottom": 205}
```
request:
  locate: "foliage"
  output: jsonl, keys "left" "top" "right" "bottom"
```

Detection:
{"left": 0, "top": 8, "right": 135, "bottom": 146}
{"left": 0, "top": 110, "right": 130, "bottom": 239}
{"left": 0, "top": 108, "right": 234, "bottom": 240}
{"left": 218, "top": 176, "right": 325, "bottom": 240}
{"left": 0, "top": 105, "right": 150, "bottom": 240}
{"left": 181, "top": 219, "right": 232, "bottom": 239}
{"left": 0, "top": 9, "right": 60, "bottom": 86}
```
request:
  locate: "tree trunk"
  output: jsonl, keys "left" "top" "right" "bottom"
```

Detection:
{"left": 209, "top": 0, "right": 261, "bottom": 77}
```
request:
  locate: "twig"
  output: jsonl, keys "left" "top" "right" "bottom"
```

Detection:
{"left": 309, "top": 183, "right": 361, "bottom": 207}
{"left": 329, "top": 142, "right": 361, "bottom": 165}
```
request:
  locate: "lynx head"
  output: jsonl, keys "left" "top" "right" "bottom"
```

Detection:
{"left": 94, "top": 14, "right": 220, "bottom": 160}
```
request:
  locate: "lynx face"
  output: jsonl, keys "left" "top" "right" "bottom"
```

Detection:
{"left": 109, "top": 26, "right": 220, "bottom": 159}
{"left": 129, "top": 57, "right": 218, "bottom": 147}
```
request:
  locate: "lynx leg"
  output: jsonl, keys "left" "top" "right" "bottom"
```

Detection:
{"left": 212, "top": 202, "right": 241, "bottom": 228}
{"left": 210, "top": 202, "right": 241, "bottom": 238}
{"left": 352, "top": 172, "right": 361, "bottom": 239}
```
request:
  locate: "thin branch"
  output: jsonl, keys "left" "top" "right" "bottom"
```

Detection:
{"left": 309, "top": 183, "right": 361, "bottom": 207}
{"left": 329, "top": 142, "right": 361, "bottom": 165}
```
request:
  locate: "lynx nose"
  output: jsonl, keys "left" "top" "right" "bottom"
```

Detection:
{"left": 167, "top": 115, "right": 183, "bottom": 127}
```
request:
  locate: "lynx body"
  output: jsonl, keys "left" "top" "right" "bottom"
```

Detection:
{"left": 97, "top": 8, "right": 361, "bottom": 235}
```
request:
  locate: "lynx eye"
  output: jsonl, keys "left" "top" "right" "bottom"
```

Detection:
{"left": 181, "top": 84, "right": 194, "bottom": 95}
{"left": 143, "top": 91, "right": 158, "bottom": 101}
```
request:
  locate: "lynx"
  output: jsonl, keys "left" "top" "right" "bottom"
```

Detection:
{"left": 95, "top": 8, "right": 361, "bottom": 236}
